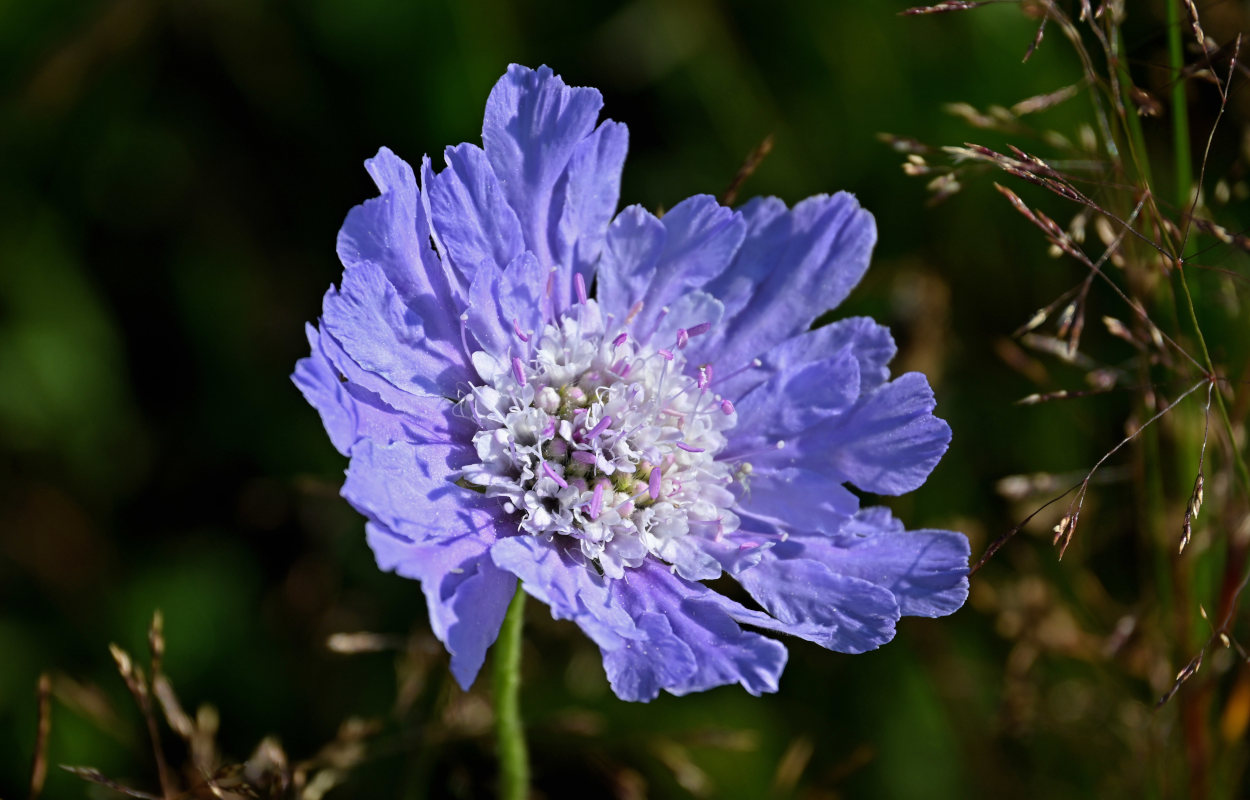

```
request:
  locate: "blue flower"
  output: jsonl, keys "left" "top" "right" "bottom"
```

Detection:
{"left": 295, "top": 64, "right": 969, "bottom": 701}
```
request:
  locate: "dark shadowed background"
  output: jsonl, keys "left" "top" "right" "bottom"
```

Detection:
{"left": 4, "top": 1, "right": 1249, "bottom": 797}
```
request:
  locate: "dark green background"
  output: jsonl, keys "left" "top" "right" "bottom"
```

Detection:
{"left": 3, "top": 1, "right": 1247, "bottom": 797}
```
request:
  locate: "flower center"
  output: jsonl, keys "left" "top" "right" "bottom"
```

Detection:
{"left": 459, "top": 299, "right": 741, "bottom": 578}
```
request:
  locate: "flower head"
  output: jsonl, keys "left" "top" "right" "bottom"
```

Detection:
{"left": 295, "top": 64, "right": 969, "bottom": 701}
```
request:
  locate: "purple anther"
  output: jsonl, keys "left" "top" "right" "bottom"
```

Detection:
{"left": 574, "top": 273, "right": 588, "bottom": 305}
{"left": 720, "top": 399, "right": 735, "bottom": 415}
{"left": 511, "top": 356, "right": 527, "bottom": 386}
{"left": 676, "top": 442, "right": 705, "bottom": 453}
{"left": 512, "top": 318, "right": 530, "bottom": 342}
{"left": 589, "top": 481, "right": 605, "bottom": 519}
{"left": 648, "top": 467, "right": 662, "bottom": 500}
{"left": 738, "top": 541, "right": 760, "bottom": 551}
{"left": 586, "top": 415, "right": 613, "bottom": 440}
{"left": 697, "top": 366, "right": 709, "bottom": 389}
{"left": 571, "top": 450, "right": 597, "bottom": 465}
{"left": 658, "top": 349, "right": 674, "bottom": 361}
{"left": 613, "top": 332, "right": 628, "bottom": 347}
{"left": 687, "top": 322, "right": 711, "bottom": 337}
{"left": 542, "top": 461, "right": 568, "bottom": 488}
{"left": 676, "top": 329, "right": 690, "bottom": 349}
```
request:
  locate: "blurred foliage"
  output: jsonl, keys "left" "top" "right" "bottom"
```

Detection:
{"left": 2, "top": 0, "right": 1249, "bottom": 798}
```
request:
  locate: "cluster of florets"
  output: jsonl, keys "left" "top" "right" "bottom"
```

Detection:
{"left": 459, "top": 290, "right": 740, "bottom": 579}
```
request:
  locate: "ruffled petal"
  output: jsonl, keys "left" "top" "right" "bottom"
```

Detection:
{"left": 595, "top": 205, "right": 666, "bottom": 322}
{"left": 425, "top": 143, "right": 525, "bottom": 279}
{"left": 367, "top": 523, "right": 515, "bottom": 688}
{"left": 293, "top": 324, "right": 367, "bottom": 456}
{"left": 703, "top": 315, "right": 896, "bottom": 402}
{"left": 787, "top": 507, "right": 970, "bottom": 618}
{"left": 730, "top": 370, "right": 949, "bottom": 498}
{"left": 343, "top": 438, "right": 493, "bottom": 542}
{"left": 727, "top": 344, "right": 861, "bottom": 449}
{"left": 601, "top": 612, "right": 698, "bottom": 702}
{"left": 596, "top": 196, "right": 745, "bottom": 340}
{"left": 482, "top": 64, "right": 604, "bottom": 275}
{"left": 609, "top": 562, "right": 789, "bottom": 697}
{"left": 734, "top": 556, "right": 900, "bottom": 653}
{"left": 702, "top": 193, "right": 876, "bottom": 372}
{"left": 554, "top": 119, "right": 629, "bottom": 305}
{"left": 321, "top": 260, "right": 465, "bottom": 398}
{"left": 633, "top": 196, "right": 745, "bottom": 339}
{"left": 490, "top": 535, "right": 640, "bottom": 650}
{"left": 336, "top": 148, "right": 469, "bottom": 393}
{"left": 466, "top": 252, "right": 551, "bottom": 358}
{"left": 815, "top": 372, "right": 951, "bottom": 495}
{"left": 733, "top": 467, "right": 859, "bottom": 533}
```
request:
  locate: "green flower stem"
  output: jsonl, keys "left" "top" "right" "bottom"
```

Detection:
{"left": 494, "top": 581, "right": 530, "bottom": 800}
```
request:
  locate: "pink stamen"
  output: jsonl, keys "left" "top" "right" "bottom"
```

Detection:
{"left": 511, "top": 318, "right": 530, "bottom": 343}
{"left": 511, "top": 356, "right": 526, "bottom": 386}
{"left": 687, "top": 322, "right": 711, "bottom": 337}
{"left": 720, "top": 399, "right": 735, "bottom": 415}
{"left": 676, "top": 329, "right": 690, "bottom": 349}
{"left": 586, "top": 415, "right": 613, "bottom": 439}
{"left": 589, "top": 481, "right": 605, "bottom": 519}
{"left": 676, "top": 442, "right": 704, "bottom": 453}
{"left": 648, "top": 467, "right": 662, "bottom": 500}
{"left": 658, "top": 349, "right": 674, "bottom": 361}
{"left": 613, "top": 332, "right": 628, "bottom": 347}
{"left": 571, "top": 450, "right": 597, "bottom": 465}
{"left": 542, "top": 461, "right": 567, "bottom": 488}
{"left": 574, "top": 273, "right": 588, "bottom": 305}
{"left": 697, "top": 366, "right": 710, "bottom": 389}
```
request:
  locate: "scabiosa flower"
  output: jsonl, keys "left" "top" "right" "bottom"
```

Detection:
{"left": 295, "top": 64, "right": 969, "bottom": 701}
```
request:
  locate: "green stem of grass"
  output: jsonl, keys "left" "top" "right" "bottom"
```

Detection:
{"left": 1165, "top": 2, "right": 1250, "bottom": 502}
{"left": 1167, "top": 0, "right": 1193, "bottom": 213}
{"left": 494, "top": 582, "right": 530, "bottom": 800}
